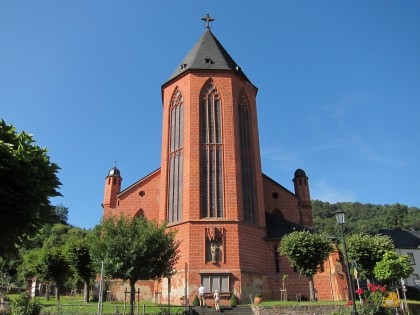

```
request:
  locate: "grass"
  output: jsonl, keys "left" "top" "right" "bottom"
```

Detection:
{"left": 4, "top": 294, "right": 420, "bottom": 314}
{"left": 5, "top": 294, "right": 186, "bottom": 314}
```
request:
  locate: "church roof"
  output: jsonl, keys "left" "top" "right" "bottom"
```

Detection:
{"left": 166, "top": 29, "right": 252, "bottom": 86}
{"left": 380, "top": 229, "right": 420, "bottom": 249}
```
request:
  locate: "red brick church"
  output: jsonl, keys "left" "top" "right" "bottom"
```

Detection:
{"left": 102, "top": 15, "right": 348, "bottom": 304}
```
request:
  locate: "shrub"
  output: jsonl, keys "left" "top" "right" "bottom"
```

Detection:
{"left": 191, "top": 295, "right": 200, "bottom": 306}
{"left": 11, "top": 293, "right": 42, "bottom": 315}
{"left": 333, "top": 284, "right": 393, "bottom": 315}
{"left": 229, "top": 293, "right": 239, "bottom": 307}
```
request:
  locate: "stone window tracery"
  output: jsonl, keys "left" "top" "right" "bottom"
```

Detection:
{"left": 200, "top": 81, "right": 224, "bottom": 218}
{"left": 167, "top": 90, "right": 184, "bottom": 223}
{"left": 238, "top": 90, "right": 256, "bottom": 223}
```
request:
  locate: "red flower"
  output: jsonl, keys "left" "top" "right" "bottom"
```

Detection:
{"left": 346, "top": 301, "right": 353, "bottom": 306}
{"left": 380, "top": 287, "right": 386, "bottom": 292}
{"left": 368, "top": 283, "right": 374, "bottom": 288}
{"left": 356, "top": 288, "right": 364, "bottom": 295}
{"left": 371, "top": 286, "right": 377, "bottom": 292}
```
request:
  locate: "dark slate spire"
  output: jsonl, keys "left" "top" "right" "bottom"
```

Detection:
{"left": 166, "top": 18, "right": 252, "bottom": 85}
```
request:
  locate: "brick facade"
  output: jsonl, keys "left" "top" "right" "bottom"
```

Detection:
{"left": 102, "top": 26, "right": 347, "bottom": 303}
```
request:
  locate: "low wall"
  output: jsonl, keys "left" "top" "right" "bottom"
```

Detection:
{"left": 254, "top": 305, "right": 342, "bottom": 315}
{"left": 254, "top": 303, "right": 420, "bottom": 315}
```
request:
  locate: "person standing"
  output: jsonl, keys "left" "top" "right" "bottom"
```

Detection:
{"left": 198, "top": 284, "right": 206, "bottom": 307}
{"left": 213, "top": 290, "right": 220, "bottom": 311}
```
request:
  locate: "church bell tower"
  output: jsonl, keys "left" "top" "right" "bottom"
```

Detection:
{"left": 159, "top": 14, "right": 268, "bottom": 298}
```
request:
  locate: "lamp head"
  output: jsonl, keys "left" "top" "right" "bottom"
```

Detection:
{"left": 335, "top": 210, "right": 345, "bottom": 225}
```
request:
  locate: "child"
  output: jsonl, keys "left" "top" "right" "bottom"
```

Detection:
{"left": 213, "top": 290, "right": 220, "bottom": 311}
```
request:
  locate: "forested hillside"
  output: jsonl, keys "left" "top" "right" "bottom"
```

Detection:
{"left": 312, "top": 200, "right": 420, "bottom": 236}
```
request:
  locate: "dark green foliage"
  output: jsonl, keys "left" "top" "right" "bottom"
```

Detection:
{"left": 11, "top": 293, "right": 42, "bottom": 315}
{"left": 0, "top": 257, "right": 17, "bottom": 287}
{"left": 279, "top": 231, "right": 332, "bottom": 301}
{"left": 16, "top": 224, "right": 93, "bottom": 299}
{"left": 63, "top": 230, "right": 94, "bottom": 303}
{"left": 191, "top": 295, "right": 200, "bottom": 306}
{"left": 312, "top": 200, "right": 420, "bottom": 235}
{"left": 346, "top": 233, "right": 394, "bottom": 280}
{"left": 279, "top": 231, "right": 332, "bottom": 280}
{"left": 51, "top": 204, "right": 69, "bottom": 225}
{"left": 91, "top": 215, "right": 180, "bottom": 315}
{"left": 229, "top": 293, "right": 239, "bottom": 307}
{"left": 33, "top": 246, "right": 69, "bottom": 301}
{"left": 0, "top": 119, "right": 62, "bottom": 257}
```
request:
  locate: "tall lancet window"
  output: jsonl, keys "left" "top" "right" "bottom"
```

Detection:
{"left": 167, "top": 90, "right": 184, "bottom": 223}
{"left": 200, "top": 82, "right": 224, "bottom": 218}
{"left": 239, "top": 91, "right": 256, "bottom": 223}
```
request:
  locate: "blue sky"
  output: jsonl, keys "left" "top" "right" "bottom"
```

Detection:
{"left": 1, "top": 1, "right": 419, "bottom": 229}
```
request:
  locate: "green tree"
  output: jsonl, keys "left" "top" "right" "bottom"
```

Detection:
{"left": 278, "top": 230, "right": 332, "bottom": 301}
{"left": 0, "top": 119, "right": 61, "bottom": 257}
{"left": 34, "top": 246, "right": 69, "bottom": 301}
{"left": 91, "top": 216, "right": 180, "bottom": 315}
{"left": 0, "top": 256, "right": 18, "bottom": 287}
{"left": 346, "top": 233, "right": 394, "bottom": 280}
{"left": 64, "top": 231, "right": 94, "bottom": 303}
{"left": 374, "top": 251, "right": 413, "bottom": 283}
{"left": 52, "top": 204, "right": 69, "bottom": 225}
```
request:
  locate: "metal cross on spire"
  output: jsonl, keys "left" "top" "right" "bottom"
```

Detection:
{"left": 201, "top": 13, "right": 214, "bottom": 29}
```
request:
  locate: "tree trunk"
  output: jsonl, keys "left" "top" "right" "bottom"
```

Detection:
{"left": 55, "top": 284, "right": 60, "bottom": 302}
{"left": 129, "top": 279, "right": 136, "bottom": 315}
{"left": 84, "top": 281, "right": 89, "bottom": 303}
{"left": 45, "top": 284, "right": 50, "bottom": 301}
{"left": 308, "top": 277, "right": 315, "bottom": 301}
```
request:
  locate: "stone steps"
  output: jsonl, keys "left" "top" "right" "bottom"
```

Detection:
{"left": 191, "top": 305, "right": 254, "bottom": 315}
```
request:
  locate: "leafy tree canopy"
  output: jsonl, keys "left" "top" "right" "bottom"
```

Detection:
{"left": 91, "top": 215, "right": 180, "bottom": 314}
{"left": 92, "top": 215, "right": 180, "bottom": 282}
{"left": 374, "top": 251, "right": 413, "bottom": 282}
{"left": 63, "top": 230, "right": 94, "bottom": 303}
{"left": 0, "top": 119, "right": 61, "bottom": 257}
{"left": 346, "top": 233, "right": 394, "bottom": 280}
{"left": 278, "top": 230, "right": 332, "bottom": 301}
{"left": 17, "top": 224, "right": 86, "bottom": 290}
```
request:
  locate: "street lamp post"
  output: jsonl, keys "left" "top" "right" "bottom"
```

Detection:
{"left": 167, "top": 269, "right": 176, "bottom": 315}
{"left": 336, "top": 210, "right": 359, "bottom": 315}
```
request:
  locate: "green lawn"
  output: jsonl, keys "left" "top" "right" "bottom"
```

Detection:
{"left": 6, "top": 294, "right": 186, "bottom": 314}
{"left": 5, "top": 294, "right": 420, "bottom": 314}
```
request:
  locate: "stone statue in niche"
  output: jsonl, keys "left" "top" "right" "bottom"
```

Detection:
{"left": 211, "top": 241, "right": 217, "bottom": 263}
{"left": 207, "top": 237, "right": 222, "bottom": 263}
{"left": 205, "top": 227, "right": 224, "bottom": 264}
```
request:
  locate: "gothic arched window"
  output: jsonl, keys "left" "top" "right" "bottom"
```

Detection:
{"left": 167, "top": 90, "right": 184, "bottom": 222}
{"left": 200, "top": 81, "right": 224, "bottom": 218}
{"left": 239, "top": 91, "right": 256, "bottom": 223}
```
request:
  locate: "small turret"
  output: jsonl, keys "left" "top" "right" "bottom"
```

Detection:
{"left": 103, "top": 165, "right": 122, "bottom": 210}
{"left": 293, "top": 169, "right": 313, "bottom": 227}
